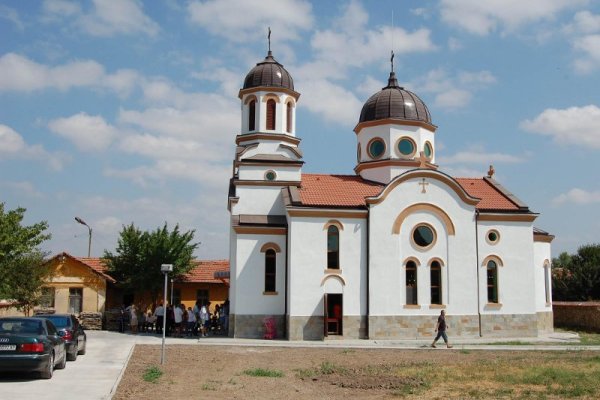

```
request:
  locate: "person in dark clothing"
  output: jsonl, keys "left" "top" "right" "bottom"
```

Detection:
{"left": 431, "top": 310, "right": 453, "bottom": 348}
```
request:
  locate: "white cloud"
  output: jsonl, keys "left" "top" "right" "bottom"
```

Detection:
{"left": 43, "top": 0, "right": 159, "bottom": 37}
{"left": 0, "top": 124, "right": 65, "bottom": 170}
{"left": 0, "top": 5, "right": 24, "bottom": 30}
{"left": 439, "top": 145, "right": 524, "bottom": 165}
{"left": 440, "top": 0, "right": 585, "bottom": 36}
{"left": 553, "top": 188, "right": 600, "bottom": 205}
{"left": 298, "top": 79, "right": 363, "bottom": 127}
{"left": 521, "top": 105, "right": 600, "bottom": 148}
{"left": 48, "top": 113, "right": 118, "bottom": 151}
{"left": 188, "top": 0, "right": 313, "bottom": 43}
{"left": 0, "top": 181, "right": 44, "bottom": 199}
{"left": 563, "top": 11, "right": 600, "bottom": 35}
{"left": 573, "top": 34, "right": 600, "bottom": 73}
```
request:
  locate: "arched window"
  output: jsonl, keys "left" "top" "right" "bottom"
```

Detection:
{"left": 286, "top": 102, "right": 293, "bottom": 133}
{"left": 265, "top": 249, "right": 276, "bottom": 293}
{"left": 544, "top": 262, "right": 551, "bottom": 304}
{"left": 266, "top": 99, "right": 276, "bottom": 130}
{"left": 406, "top": 261, "right": 418, "bottom": 305}
{"left": 430, "top": 261, "right": 442, "bottom": 305}
{"left": 487, "top": 260, "right": 498, "bottom": 303}
{"left": 248, "top": 100, "right": 256, "bottom": 131}
{"left": 327, "top": 225, "right": 339, "bottom": 269}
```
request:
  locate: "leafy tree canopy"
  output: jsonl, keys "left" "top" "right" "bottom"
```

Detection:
{"left": 0, "top": 203, "right": 52, "bottom": 314}
{"left": 103, "top": 223, "right": 199, "bottom": 303}
{"left": 552, "top": 244, "right": 600, "bottom": 301}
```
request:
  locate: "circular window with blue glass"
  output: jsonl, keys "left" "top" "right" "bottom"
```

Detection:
{"left": 424, "top": 141, "right": 433, "bottom": 159}
{"left": 396, "top": 137, "right": 416, "bottom": 157}
{"left": 411, "top": 223, "right": 436, "bottom": 250}
{"left": 367, "top": 138, "right": 386, "bottom": 159}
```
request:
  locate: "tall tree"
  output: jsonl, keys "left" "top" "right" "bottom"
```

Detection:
{"left": 0, "top": 203, "right": 52, "bottom": 314}
{"left": 103, "top": 223, "right": 199, "bottom": 304}
{"left": 552, "top": 244, "right": 600, "bottom": 301}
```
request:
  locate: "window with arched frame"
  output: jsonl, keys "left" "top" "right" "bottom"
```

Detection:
{"left": 544, "top": 261, "right": 551, "bottom": 304}
{"left": 266, "top": 99, "right": 276, "bottom": 130}
{"left": 265, "top": 249, "right": 276, "bottom": 293}
{"left": 406, "top": 261, "right": 418, "bottom": 305}
{"left": 248, "top": 100, "right": 256, "bottom": 131}
{"left": 487, "top": 260, "right": 498, "bottom": 303}
{"left": 286, "top": 102, "right": 293, "bottom": 133}
{"left": 327, "top": 225, "right": 339, "bottom": 269}
{"left": 430, "top": 261, "right": 442, "bottom": 305}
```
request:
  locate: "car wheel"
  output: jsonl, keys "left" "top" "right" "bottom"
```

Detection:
{"left": 40, "top": 352, "right": 54, "bottom": 379}
{"left": 56, "top": 350, "right": 67, "bottom": 369}
{"left": 67, "top": 347, "right": 77, "bottom": 361}
{"left": 78, "top": 339, "right": 86, "bottom": 355}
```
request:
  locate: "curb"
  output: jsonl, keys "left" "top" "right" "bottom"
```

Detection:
{"left": 108, "top": 343, "right": 135, "bottom": 399}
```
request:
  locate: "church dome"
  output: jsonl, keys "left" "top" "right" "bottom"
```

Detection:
{"left": 359, "top": 72, "right": 431, "bottom": 124}
{"left": 243, "top": 51, "right": 294, "bottom": 91}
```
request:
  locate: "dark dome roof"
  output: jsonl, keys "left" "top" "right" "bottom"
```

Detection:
{"left": 359, "top": 72, "right": 431, "bottom": 124}
{"left": 243, "top": 51, "right": 294, "bottom": 91}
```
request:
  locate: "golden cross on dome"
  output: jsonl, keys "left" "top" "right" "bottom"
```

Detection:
{"left": 419, "top": 178, "right": 429, "bottom": 193}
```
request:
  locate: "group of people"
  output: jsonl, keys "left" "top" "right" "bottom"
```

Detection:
{"left": 122, "top": 299, "right": 229, "bottom": 338}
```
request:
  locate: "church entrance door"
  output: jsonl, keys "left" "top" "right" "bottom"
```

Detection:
{"left": 324, "top": 293, "right": 343, "bottom": 336}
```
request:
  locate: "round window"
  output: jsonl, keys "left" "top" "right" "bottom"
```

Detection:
{"left": 368, "top": 138, "right": 385, "bottom": 159}
{"left": 424, "top": 142, "right": 433, "bottom": 159}
{"left": 265, "top": 171, "right": 277, "bottom": 181}
{"left": 397, "top": 137, "right": 416, "bottom": 157}
{"left": 412, "top": 224, "right": 436, "bottom": 249}
{"left": 486, "top": 229, "right": 500, "bottom": 245}
{"left": 357, "top": 143, "right": 361, "bottom": 162}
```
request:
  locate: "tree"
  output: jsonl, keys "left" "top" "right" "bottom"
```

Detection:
{"left": 103, "top": 223, "right": 199, "bottom": 304}
{"left": 0, "top": 203, "right": 52, "bottom": 314}
{"left": 552, "top": 244, "right": 600, "bottom": 301}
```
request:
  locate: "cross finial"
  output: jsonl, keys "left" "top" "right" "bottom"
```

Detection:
{"left": 268, "top": 27, "right": 271, "bottom": 52}
{"left": 487, "top": 164, "right": 495, "bottom": 178}
{"left": 391, "top": 50, "right": 395, "bottom": 72}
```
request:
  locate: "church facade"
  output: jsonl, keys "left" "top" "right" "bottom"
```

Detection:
{"left": 228, "top": 49, "right": 554, "bottom": 340}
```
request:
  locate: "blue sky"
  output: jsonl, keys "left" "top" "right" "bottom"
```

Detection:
{"left": 1, "top": 0, "right": 599, "bottom": 260}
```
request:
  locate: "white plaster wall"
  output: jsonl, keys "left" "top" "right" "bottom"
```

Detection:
{"left": 533, "top": 241, "right": 553, "bottom": 311}
{"left": 369, "top": 175, "right": 479, "bottom": 317}
{"left": 232, "top": 186, "right": 286, "bottom": 215}
{"left": 240, "top": 142, "right": 301, "bottom": 161}
{"left": 357, "top": 124, "right": 435, "bottom": 163}
{"left": 229, "top": 227, "right": 238, "bottom": 312}
{"left": 287, "top": 216, "right": 367, "bottom": 318}
{"left": 234, "top": 233, "right": 286, "bottom": 315}
{"left": 238, "top": 165, "right": 301, "bottom": 181}
{"left": 477, "top": 221, "right": 536, "bottom": 314}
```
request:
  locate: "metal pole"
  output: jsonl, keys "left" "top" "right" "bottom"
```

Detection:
{"left": 170, "top": 279, "right": 174, "bottom": 305}
{"left": 161, "top": 272, "right": 168, "bottom": 364}
{"left": 87, "top": 227, "right": 92, "bottom": 258}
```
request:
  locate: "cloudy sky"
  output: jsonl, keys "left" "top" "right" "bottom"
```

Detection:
{"left": 1, "top": 0, "right": 599, "bottom": 260}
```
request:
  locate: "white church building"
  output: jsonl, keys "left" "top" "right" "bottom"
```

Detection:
{"left": 227, "top": 49, "right": 554, "bottom": 340}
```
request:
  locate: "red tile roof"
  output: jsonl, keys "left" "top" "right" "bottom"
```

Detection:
{"left": 298, "top": 173, "right": 522, "bottom": 211}
{"left": 180, "top": 259, "right": 230, "bottom": 283}
{"left": 75, "top": 257, "right": 117, "bottom": 283}
{"left": 298, "top": 174, "right": 383, "bottom": 207}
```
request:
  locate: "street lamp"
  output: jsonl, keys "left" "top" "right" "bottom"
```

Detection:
{"left": 160, "top": 264, "right": 173, "bottom": 365}
{"left": 170, "top": 278, "right": 174, "bottom": 306}
{"left": 74, "top": 217, "right": 92, "bottom": 257}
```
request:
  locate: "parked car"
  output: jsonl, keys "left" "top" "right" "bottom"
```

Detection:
{"left": 0, "top": 317, "right": 67, "bottom": 379}
{"left": 36, "top": 314, "right": 86, "bottom": 361}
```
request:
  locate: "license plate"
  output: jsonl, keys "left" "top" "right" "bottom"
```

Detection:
{"left": 0, "top": 345, "right": 16, "bottom": 351}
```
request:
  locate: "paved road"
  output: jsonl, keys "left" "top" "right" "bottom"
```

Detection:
{"left": 0, "top": 330, "right": 597, "bottom": 400}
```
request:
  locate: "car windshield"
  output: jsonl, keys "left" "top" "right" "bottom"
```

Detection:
{"left": 42, "top": 316, "right": 70, "bottom": 328}
{"left": 0, "top": 319, "right": 43, "bottom": 334}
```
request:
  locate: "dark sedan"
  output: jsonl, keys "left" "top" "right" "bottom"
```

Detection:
{"left": 37, "top": 314, "right": 86, "bottom": 361}
{"left": 0, "top": 317, "right": 67, "bottom": 379}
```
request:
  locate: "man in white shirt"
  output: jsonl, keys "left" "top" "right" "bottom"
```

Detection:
{"left": 186, "top": 306, "right": 197, "bottom": 336}
{"left": 173, "top": 304, "right": 184, "bottom": 337}
{"left": 154, "top": 302, "right": 165, "bottom": 334}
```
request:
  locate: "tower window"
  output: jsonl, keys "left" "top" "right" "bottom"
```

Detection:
{"left": 430, "top": 261, "right": 442, "bottom": 305}
{"left": 487, "top": 260, "right": 498, "bottom": 303}
{"left": 424, "top": 141, "right": 433, "bottom": 159}
{"left": 248, "top": 100, "right": 256, "bottom": 131}
{"left": 406, "top": 261, "right": 418, "bottom": 305}
{"left": 397, "top": 137, "right": 416, "bottom": 157}
{"left": 266, "top": 99, "right": 276, "bottom": 130}
{"left": 265, "top": 249, "right": 276, "bottom": 293}
{"left": 286, "top": 102, "right": 293, "bottom": 133}
{"left": 367, "top": 137, "right": 385, "bottom": 159}
{"left": 327, "top": 225, "right": 339, "bottom": 269}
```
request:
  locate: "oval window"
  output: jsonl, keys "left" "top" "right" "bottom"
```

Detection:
{"left": 357, "top": 143, "right": 361, "bottom": 162}
{"left": 424, "top": 142, "right": 433, "bottom": 159}
{"left": 397, "top": 137, "right": 415, "bottom": 156}
{"left": 368, "top": 138, "right": 385, "bottom": 159}
{"left": 265, "top": 171, "right": 277, "bottom": 181}
{"left": 412, "top": 224, "right": 436, "bottom": 249}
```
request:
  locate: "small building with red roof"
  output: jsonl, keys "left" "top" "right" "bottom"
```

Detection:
{"left": 227, "top": 48, "right": 554, "bottom": 341}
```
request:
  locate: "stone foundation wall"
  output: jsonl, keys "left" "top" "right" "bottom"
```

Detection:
{"left": 480, "top": 313, "right": 537, "bottom": 337}
{"left": 231, "top": 314, "right": 285, "bottom": 339}
{"left": 536, "top": 311, "right": 554, "bottom": 333}
{"left": 342, "top": 316, "right": 368, "bottom": 339}
{"left": 288, "top": 316, "right": 323, "bottom": 340}
{"left": 553, "top": 302, "right": 600, "bottom": 332}
{"left": 369, "top": 315, "right": 480, "bottom": 339}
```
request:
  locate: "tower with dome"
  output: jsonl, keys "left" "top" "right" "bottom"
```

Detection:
{"left": 227, "top": 46, "right": 554, "bottom": 340}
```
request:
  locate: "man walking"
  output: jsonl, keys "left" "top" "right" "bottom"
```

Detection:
{"left": 431, "top": 310, "right": 453, "bottom": 348}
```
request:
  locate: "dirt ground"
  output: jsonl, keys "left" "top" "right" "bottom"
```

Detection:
{"left": 113, "top": 345, "right": 600, "bottom": 399}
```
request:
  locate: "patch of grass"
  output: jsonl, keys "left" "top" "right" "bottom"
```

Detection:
{"left": 243, "top": 368, "right": 284, "bottom": 378}
{"left": 201, "top": 382, "right": 217, "bottom": 391}
{"left": 498, "top": 365, "right": 599, "bottom": 397}
{"left": 578, "top": 332, "right": 600, "bottom": 345}
{"left": 319, "top": 361, "right": 345, "bottom": 375}
{"left": 142, "top": 366, "right": 163, "bottom": 383}
{"left": 460, "top": 349, "right": 471, "bottom": 354}
{"left": 341, "top": 349, "right": 355, "bottom": 354}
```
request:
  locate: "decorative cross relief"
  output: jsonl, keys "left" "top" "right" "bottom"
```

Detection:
{"left": 419, "top": 178, "right": 429, "bottom": 193}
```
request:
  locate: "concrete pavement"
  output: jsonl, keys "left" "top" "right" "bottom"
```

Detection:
{"left": 0, "top": 330, "right": 598, "bottom": 400}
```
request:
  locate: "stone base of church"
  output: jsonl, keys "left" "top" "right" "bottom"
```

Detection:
{"left": 536, "top": 311, "right": 554, "bottom": 333}
{"left": 288, "top": 316, "right": 323, "bottom": 340}
{"left": 230, "top": 314, "right": 285, "bottom": 339}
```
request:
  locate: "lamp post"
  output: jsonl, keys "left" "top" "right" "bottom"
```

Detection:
{"left": 160, "top": 264, "right": 173, "bottom": 365}
{"left": 170, "top": 278, "right": 174, "bottom": 306}
{"left": 74, "top": 217, "right": 92, "bottom": 257}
